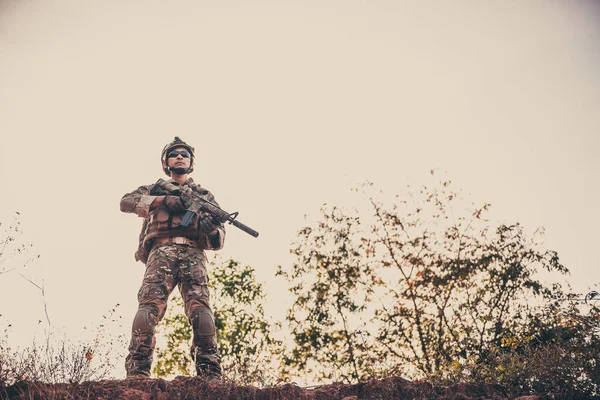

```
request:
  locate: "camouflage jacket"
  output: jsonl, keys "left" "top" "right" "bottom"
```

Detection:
{"left": 120, "top": 177, "right": 226, "bottom": 262}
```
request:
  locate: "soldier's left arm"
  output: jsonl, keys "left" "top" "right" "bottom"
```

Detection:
{"left": 205, "top": 191, "right": 226, "bottom": 251}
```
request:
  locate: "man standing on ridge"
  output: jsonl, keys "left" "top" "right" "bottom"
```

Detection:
{"left": 120, "top": 136, "right": 225, "bottom": 381}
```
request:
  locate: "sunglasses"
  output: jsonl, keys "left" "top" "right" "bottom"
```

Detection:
{"left": 167, "top": 150, "right": 191, "bottom": 159}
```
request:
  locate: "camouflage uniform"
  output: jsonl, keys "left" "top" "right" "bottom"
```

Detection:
{"left": 120, "top": 178, "right": 225, "bottom": 378}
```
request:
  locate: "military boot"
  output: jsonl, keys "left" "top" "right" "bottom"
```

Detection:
{"left": 125, "top": 333, "right": 155, "bottom": 379}
{"left": 125, "top": 355, "right": 152, "bottom": 379}
{"left": 191, "top": 345, "right": 222, "bottom": 382}
{"left": 196, "top": 362, "right": 223, "bottom": 383}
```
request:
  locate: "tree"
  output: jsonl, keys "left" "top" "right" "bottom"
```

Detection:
{"left": 275, "top": 205, "right": 379, "bottom": 383}
{"left": 153, "top": 258, "right": 281, "bottom": 386}
{"left": 277, "top": 173, "right": 572, "bottom": 383}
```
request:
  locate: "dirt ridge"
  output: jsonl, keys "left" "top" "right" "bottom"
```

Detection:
{"left": 1, "top": 376, "right": 553, "bottom": 400}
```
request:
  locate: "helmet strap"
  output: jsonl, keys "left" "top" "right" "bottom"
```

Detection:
{"left": 169, "top": 166, "right": 190, "bottom": 176}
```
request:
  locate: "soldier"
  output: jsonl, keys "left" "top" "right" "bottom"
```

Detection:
{"left": 120, "top": 136, "right": 225, "bottom": 381}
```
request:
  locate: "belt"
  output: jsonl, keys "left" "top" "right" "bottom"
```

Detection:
{"left": 154, "top": 237, "right": 199, "bottom": 247}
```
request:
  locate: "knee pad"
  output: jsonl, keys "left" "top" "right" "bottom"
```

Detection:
{"left": 190, "top": 307, "right": 216, "bottom": 348}
{"left": 132, "top": 305, "right": 158, "bottom": 334}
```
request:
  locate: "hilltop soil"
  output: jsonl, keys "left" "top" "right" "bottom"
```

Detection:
{"left": 0, "top": 376, "right": 553, "bottom": 400}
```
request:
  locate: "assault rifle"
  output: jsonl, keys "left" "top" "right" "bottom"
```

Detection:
{"left": 153, "top": 178, "right": 259, "bottom": 238}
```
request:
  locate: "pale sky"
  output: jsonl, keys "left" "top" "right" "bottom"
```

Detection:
{"left": 1, "top": 0, "right": 599, "bottom": 379}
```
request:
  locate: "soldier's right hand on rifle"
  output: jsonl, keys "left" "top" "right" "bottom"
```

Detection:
{"left": 162, "top": 195, "right": 186, "bottom": 213}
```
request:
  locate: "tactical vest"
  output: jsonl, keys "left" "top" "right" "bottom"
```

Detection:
{"left": 134, "top": 181, "right": 214, "bottom": 263}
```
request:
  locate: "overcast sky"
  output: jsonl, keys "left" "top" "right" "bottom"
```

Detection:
{"left": 1, "top": 0, "right": 599, "bottom": 379}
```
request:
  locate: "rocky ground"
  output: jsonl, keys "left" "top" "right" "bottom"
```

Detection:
{"left": 0, "top": 376, "right": 560, "bottom": 400}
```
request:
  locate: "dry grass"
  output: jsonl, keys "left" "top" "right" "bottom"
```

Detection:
{"left": 0, "top": 306, "right": 126, "bottom": 388}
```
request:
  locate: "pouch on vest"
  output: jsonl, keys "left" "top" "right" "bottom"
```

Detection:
{"left": 156, "top": 207, "right": 170, "bottom": 230}
{"left": 171, "top": 214, "right": 182, "bottom": 227}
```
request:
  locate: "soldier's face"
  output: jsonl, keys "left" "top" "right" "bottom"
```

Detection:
{"left": 167, "top": 146, "right": 192, "bottom": 170}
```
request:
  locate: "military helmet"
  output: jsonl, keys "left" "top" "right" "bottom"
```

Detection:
{"left": 161, "top": 136, "right": 195, "bottom": 176}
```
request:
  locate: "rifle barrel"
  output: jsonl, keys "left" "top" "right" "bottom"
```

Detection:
{"left": 230, "top": 219, "right": 259, "bottom": 238}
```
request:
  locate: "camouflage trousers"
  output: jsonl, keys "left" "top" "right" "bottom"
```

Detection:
{"left": 125, "top": 243, "right": 221, "bottom": 377}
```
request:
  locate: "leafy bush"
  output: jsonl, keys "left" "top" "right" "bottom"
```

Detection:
{"left": 429, "top": 293, "right": 600, "bottom": 398}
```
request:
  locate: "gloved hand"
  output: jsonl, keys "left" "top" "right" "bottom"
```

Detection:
{"left": 198, "top": 214, "right": 218, "bottom": 235}
{"left": 162, "top": 196, "right": 186, "bottom": 213}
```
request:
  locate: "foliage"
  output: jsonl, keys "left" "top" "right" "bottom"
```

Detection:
{"left": 431, "top": 291, "right": 600, "bottom": 397}
{"left": 153, "top": 297, "right": 194, "bottom": 377}
{"left": 0, "top": 213, "right": 124, "bottom": 388}
{"left": 153, "top": 258, "right": 282, "bottom": 386}
{"left": 0, "top": 212, "right": 39, "bottom": 276}
{"left": 275, "top": 205, "right": 378, "bottom": 383}
{"left": 0, "top": 306, "right": 126, "bottom": 386}
{"left": 277, "top": 173, "right": 572, "bottom": 384}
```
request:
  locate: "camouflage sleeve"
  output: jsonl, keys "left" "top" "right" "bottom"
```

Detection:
{"left": 205, "top": 191, "right": 226, "bottom": 251}
{"left": 206, "top": 225, "right": 226, "bottom": 251}
{"left": 120, "top": 185, "right": 157, "bottom": 218}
